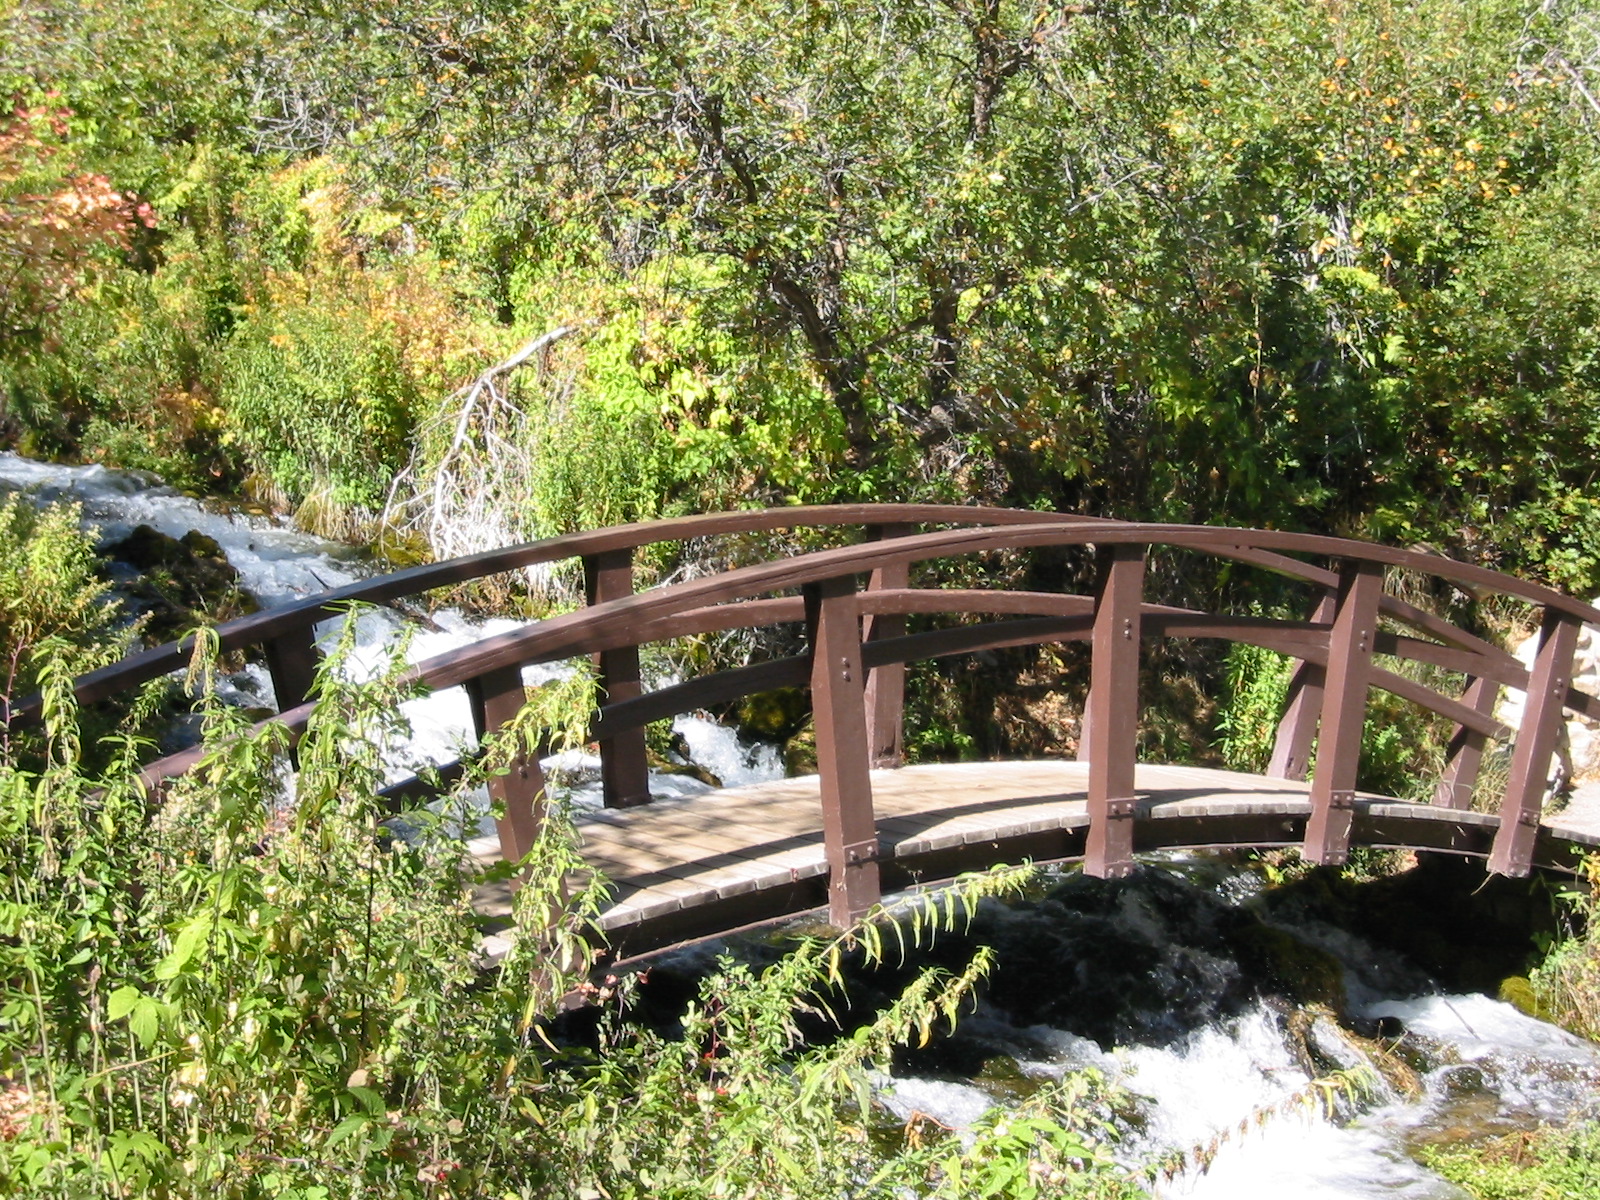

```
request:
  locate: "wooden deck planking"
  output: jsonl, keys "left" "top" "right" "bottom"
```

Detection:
{"left": 468, "top": 760, "right": 1600, "bottom": 948}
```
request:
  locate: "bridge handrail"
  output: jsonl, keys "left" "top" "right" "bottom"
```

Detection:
{"left": 16, "top": 505, "right": 1567, "bottom": 723}
{"left": 85, "top": 513, "right": 1600, "bottom": 928}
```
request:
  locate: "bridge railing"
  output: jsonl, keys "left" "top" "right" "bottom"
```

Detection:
{"left": 24, "top": 509, "right": 1600, "bottom": 927}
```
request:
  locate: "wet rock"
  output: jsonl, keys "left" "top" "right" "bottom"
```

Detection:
{"left": 1440, "top": 1064, "right": 1487, "bottom": 1097}
{"left": 1254, "top": 855, "right": 1562, "bottom": 997}
{"left": 737, "top": 688, "right": 811, "bottom": 742}
{"left": 784, "top": 721, "right": 817, "bottom": 776}
{"left": 102, "top": 523, "right": 259, "bottom": 644}
{"left": 889, "top": 868, "right": 1270, "bottom": 1055}
{"left": 648, "top": 733, "right": 722, "bottom": 788}
{"left": 971, "top": 1054, "right": 1048, "bottom": 1102}
{"left": 1233, "top": 923, "right": 1347, "bottom": 1009}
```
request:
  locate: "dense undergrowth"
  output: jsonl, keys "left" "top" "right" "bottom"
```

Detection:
{"left": 0, "top": 638, "right": 1156, "bottom": 1199}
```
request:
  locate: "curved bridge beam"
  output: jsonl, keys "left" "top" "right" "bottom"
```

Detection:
{"left": 27, "top": 507, "right": 1600, "bottom": 943}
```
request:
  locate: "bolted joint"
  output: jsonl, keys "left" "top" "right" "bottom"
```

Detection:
{"left": 1103, "top": 796, "right": 1139, "bottom": 820}
{"left": 1328, "top": 789, "right": 1355, "bottom": 812}
{"left": 841, "top": 837, "right": 880, "bottom": 866}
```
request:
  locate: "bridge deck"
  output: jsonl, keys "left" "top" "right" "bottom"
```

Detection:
{"left": 472, "top": 761, "right": 1600, "bottom": 957}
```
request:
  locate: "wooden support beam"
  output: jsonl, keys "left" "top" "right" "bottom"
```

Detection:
{"left": 1268, "top": 592, "right": 1338, "bottom": 781}
{"left": 584, "top": 549, "right": 651, "bottom": 808}
{"left": 1489, "top": 609, "right": 1581, "bottom": 876}
{"left": 263, "top": 623, "right": 320, "bottom": 713}
{"left": 466, "top": 664, "right": 546, "bottom": 864}
{"left": 1303, "top": 561, "right": 1383, "bottom": 865}
{"left": 862, "top": 524, "right": 913, "bottom": 768}
{"left": 1432, "top": 675, "right": 1501, "bottom": 809}
{"left": 804, "top": 575, "right": 881, "bottom": 926}
{"left": 1084, "top": 544, "right": 1144, "bottom": 878}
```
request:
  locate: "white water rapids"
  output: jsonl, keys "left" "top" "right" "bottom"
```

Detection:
{"left": 5, "top": 452, "right": 1598, "bottom": 1196}
{"left": 0, "top": 452, "right": 778, "bottom": 819}
{"left": 877, "top": 940, "right": 1600, "bottom": 1197}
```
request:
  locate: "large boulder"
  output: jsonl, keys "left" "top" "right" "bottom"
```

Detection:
{"left": 102, "top": 525, "right": 259, "bottom": 644}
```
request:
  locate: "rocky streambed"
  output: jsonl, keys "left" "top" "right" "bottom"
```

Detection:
{"left": 629, "top": 853, "right": 1598, "bottom": 1198}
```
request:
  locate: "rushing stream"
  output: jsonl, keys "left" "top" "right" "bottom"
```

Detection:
{"left": 4, "top": 452, "right": 1597, "bottom": 1195}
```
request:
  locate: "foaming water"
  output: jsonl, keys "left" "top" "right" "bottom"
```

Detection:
{"left": 672, "top": 714, "right": 785, "bottom": 787}
{"left": 0, "top": 453, "right": 363, "bottom": 605}
{"left": 863, "top": 859, "right": 1600, "bottom": 1197}
{"left": 2, "top": 454, "right": 785, "bottom": 821}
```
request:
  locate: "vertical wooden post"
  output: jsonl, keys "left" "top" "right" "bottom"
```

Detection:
{"left": 1303, "top": 560, "right": 1383, "bottom": 866}
{"left": 862, "top": 524, "right": 912, "bottom": 768}
{"left": 805, "top": 575, "right": 881, "bottom": 926}
{"left": 1084, "top": 543, "right": 1144, "bottom": 879}
{"left": 1488, "top": 609, "right": 1580, "bottom": 876}
{"left": 1268, "top": 592, "right": 1339, "bottom": 781}
{"left": 263, "top": 623, "right": 321, "bottom": 713}
{"left": 584, "top": 549, "right": 651, "bottom": 808}
{"left": 466, "top": 664, "right": 546, "bottom": 864}
{"left": 1432, "top": 675, "right": 1501, "bottom": 809}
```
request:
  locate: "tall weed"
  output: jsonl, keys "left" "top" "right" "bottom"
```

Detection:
{"left": 0, "top": 629, "right": 1138, "bottom": 1198}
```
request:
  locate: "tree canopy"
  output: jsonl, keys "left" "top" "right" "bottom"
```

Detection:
{"left": 3, "top": 0, "right": 1600, "bottom": 584}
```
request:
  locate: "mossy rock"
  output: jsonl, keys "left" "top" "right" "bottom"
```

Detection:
{"left": 785, "top": 721, "right": 817, "bottom": 777}
{"left": 737, "top": 688, "right": 811, "bottom": 741}
{"left": 972, "top": 1055, "right": 1047, "bottom": 1102}
{"left": 1233, "top": 923, "right": 1347, "bottom": 1009}
{"left": 103, "top": 524, "right": 259, "bottom": 644}
{"left": 1498, "top": 975, "right": 1545, "bottom": 1020}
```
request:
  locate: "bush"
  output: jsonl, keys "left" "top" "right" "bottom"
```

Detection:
{"left": 0, "top": 631, "right": 1139, "bottom": 1199}
{"left": 0, "top": 495, "right": 130, "bottom": 714}
{"left": 221, "top": 291, "right": 418, "bottom": 512}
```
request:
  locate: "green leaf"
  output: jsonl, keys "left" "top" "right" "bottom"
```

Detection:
{"left": 128, "top": 997, "right": 161, "bottom": 1048}
{"left": 107, "top": 985, "right": 141, "bottom": 1021}
{"left": 152, "top": 916, "right": 210, "bottom": 980}
{"left": 348, "top": 1084, "right": 387, "bottom": 1116}
{"left": 326, "top": 1114, "right": 369, "bottom": 1148}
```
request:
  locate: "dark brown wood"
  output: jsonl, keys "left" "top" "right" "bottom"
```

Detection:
{"left": 386, "top": 519, "right": 1590, "bottom": 709}
{"left": 862, "top": 524, "right": 913, "bottom": 768}
{"left": 804, "top": 575, "right": 881, "bottom": 925}
{"left": 1303, "top": 561, "right": 1383, "bottom": 865}
{"left": 263, "top": 624, "right": 321, "bottom": 713}
{"left": 33, "top": 504, "right": 1600, "bottom": 728}
{"left": 1269, "top": 593, "right": 1337, "bottom": 780}
{"left": 1489, "top": 610, "right": 1582, "bottom": 876}
{"left": 466, "top": 665, "right": 545, "bottom": 863}
{"left": 584, "top": 549, "right": 651, "bottom": 808}
{"left": 126, "top": 580, "right": 1515, "bottom": 802}
{"left": 584, "top": 762, "right": 1599, "bottom": 960}
{"left": 591, "top": 657, "right": 811, "bottom": 741}
{"left": 48, "top": 505, "right": 1600, "bottom": 929}
{"left": 1084, "top": 544, "right": 1145, "bottom": 877}
{"left": 1433, "top": 676, "right": 1501, "bottom": 809}
{"left": 856, "top": 589, "right": 1094, "bottom": 619}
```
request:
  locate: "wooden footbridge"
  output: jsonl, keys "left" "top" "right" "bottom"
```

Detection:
{"left": 31, "top": 506, "right": 1600, "bottom": 956}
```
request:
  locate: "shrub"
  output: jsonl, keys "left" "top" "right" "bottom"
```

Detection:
{"left": 0, "top": 630, "right": 1138, "bottom": 1198}
{"left": 0, "top": 496, "right": 130, "bottom": 718}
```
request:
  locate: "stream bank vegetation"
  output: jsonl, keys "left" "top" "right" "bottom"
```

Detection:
{"left": 0, "top": 631, "right": 1152, "bottom": 1198}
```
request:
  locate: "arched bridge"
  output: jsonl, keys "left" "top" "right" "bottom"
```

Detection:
{"left": 33, "top": 506, "right": 1600, "bottom": 957}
